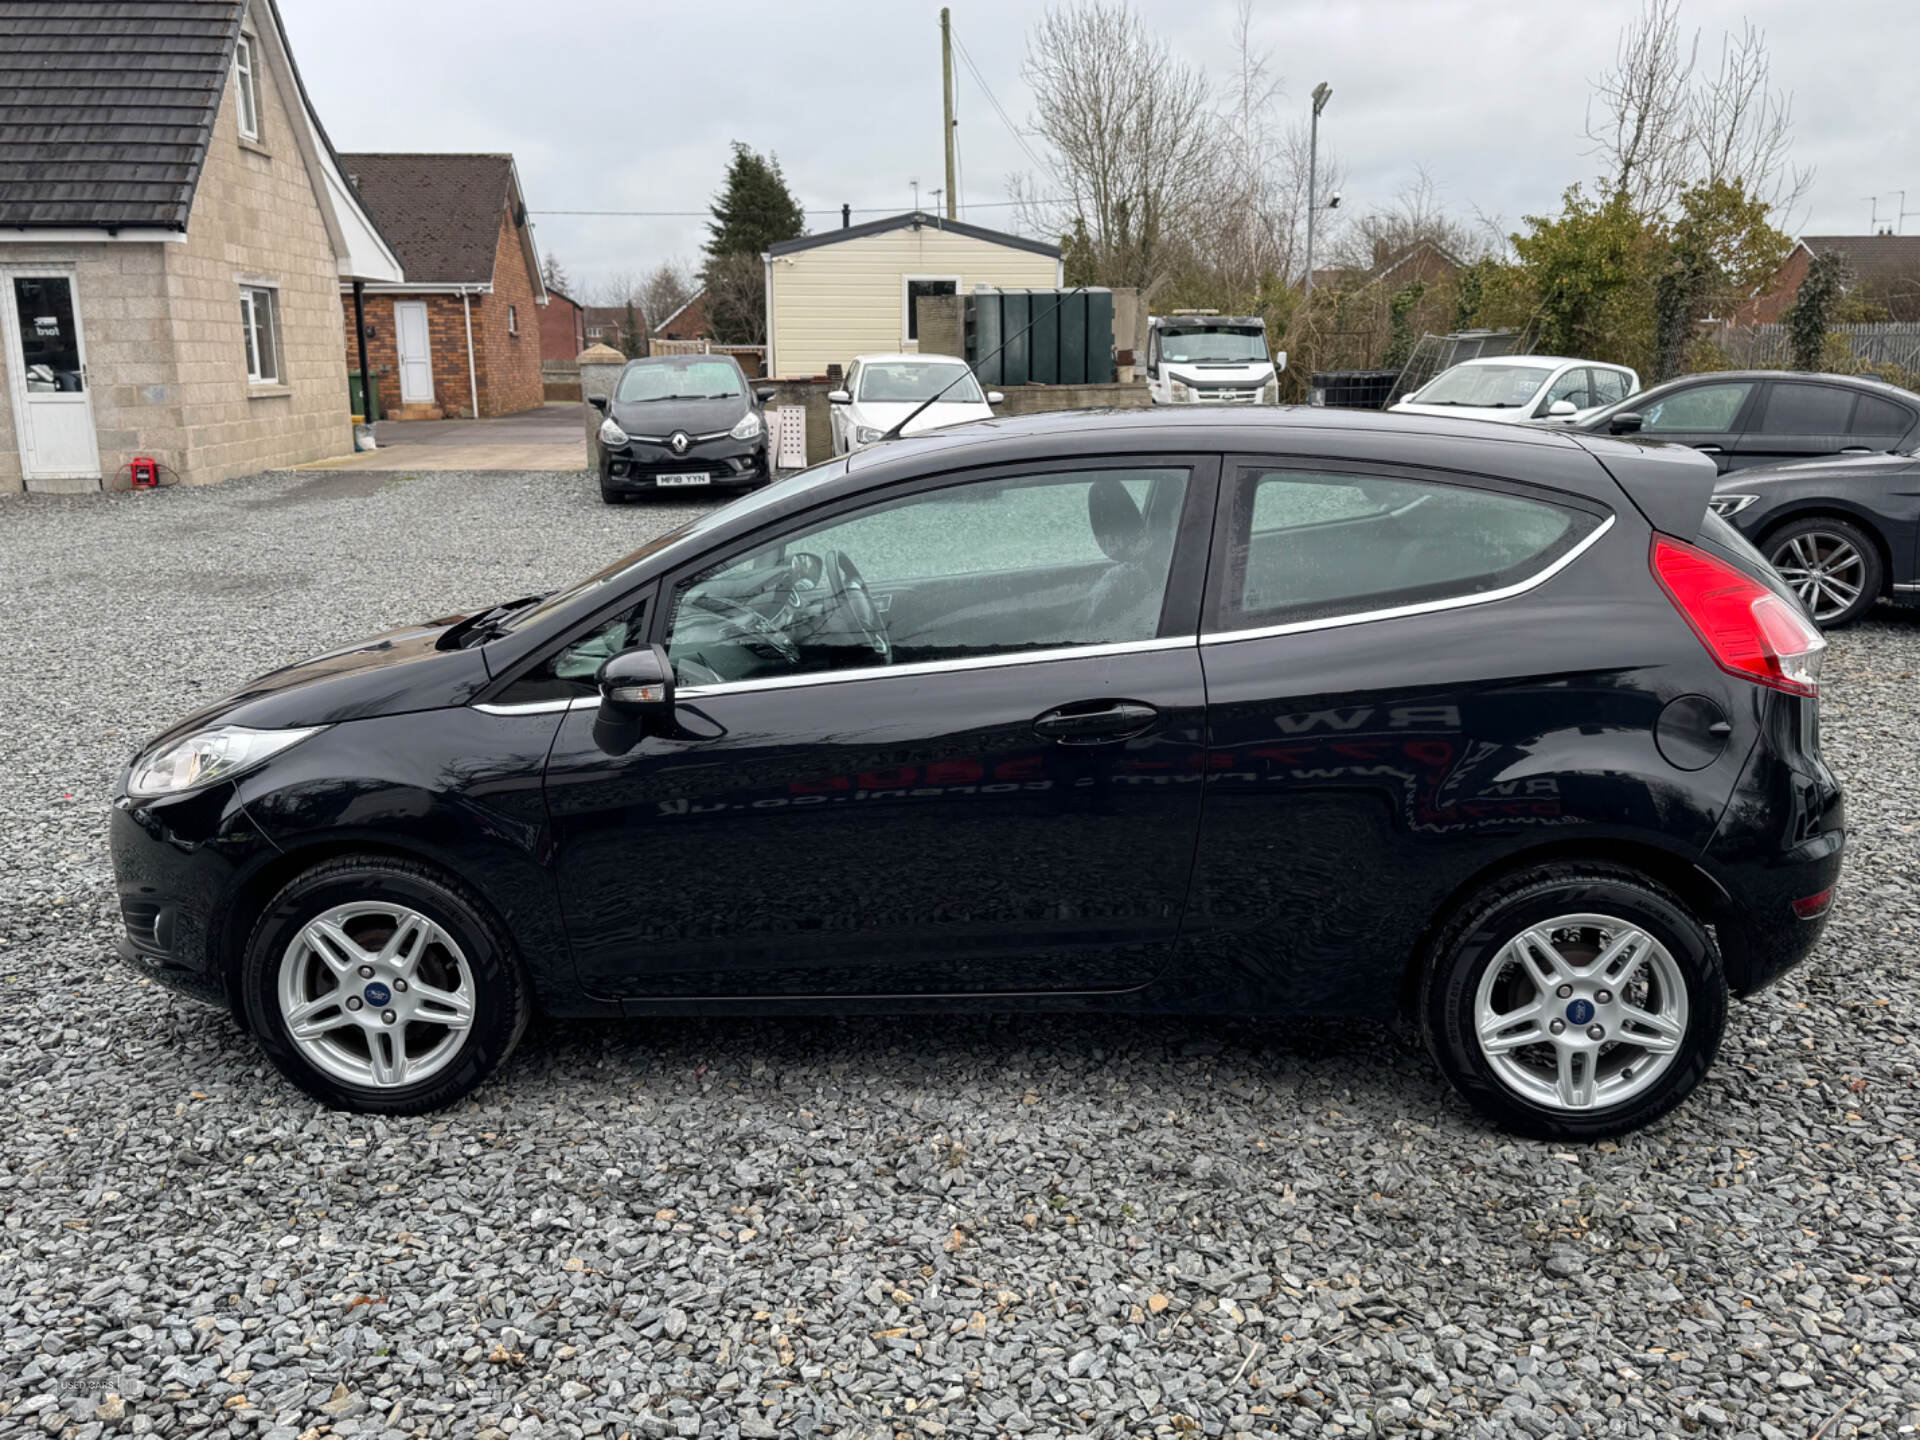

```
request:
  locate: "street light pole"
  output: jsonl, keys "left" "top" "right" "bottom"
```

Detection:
{"left": 1304, "top": 82, "right": 1332, "bottom": 299}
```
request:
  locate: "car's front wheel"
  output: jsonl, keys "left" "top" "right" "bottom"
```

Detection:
{"left": 241, "top": 856, "right": 530, "bottom": 1113}
{"left": 1764, "top": 516, "right": 1881, "bottom": 628}
{"left": 1421, "top": 863, "right": 1726, "bottom": 1140}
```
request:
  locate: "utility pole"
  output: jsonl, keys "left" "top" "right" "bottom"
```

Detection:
{"left": 941, "top": 8, "right": 958, "bottom": 220}
{"left": 1303, "top": 82, "right": 1332, "bottom": 299}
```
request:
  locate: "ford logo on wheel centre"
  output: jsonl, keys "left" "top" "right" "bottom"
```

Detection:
{"left": 1565, "top": 998, "right": 1596, "bottom": 1026}
{"left": 363, "top": 982, "right": 392, "bottom": 1007}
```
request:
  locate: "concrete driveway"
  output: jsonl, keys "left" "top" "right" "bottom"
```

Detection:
{"left": 299, "top": 402, "right": 586, "bottom": 471}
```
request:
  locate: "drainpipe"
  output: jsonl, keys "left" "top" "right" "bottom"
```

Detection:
{"left": 762, "top": 252, "right": 774, "bottom": 380}
{"left": 351, "top": 280, "right": 372, "bottom": 424}
{"left": 461, "top": 288, "right": 480, "bottom": 418}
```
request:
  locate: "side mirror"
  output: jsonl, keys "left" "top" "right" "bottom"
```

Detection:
{"left": 588, "top": 395, "right": 608, "bottom": 413}
{"left": 827, "top": 389, "right": 851, "bottom": 405}
{"left": 1608, "top": 411, "right": 1644, "bottom": 435}
{"left": 596, "top": 643, "right": 674, "bottom": 719}
{"left": 986, "top": 390, "right": 1004, "bottom": 405}
{"left": 754, "top": 386, "right": 776, "bottom": 404}
{"left": 1547, "top": 399, "right": 1579, "bottom": 418}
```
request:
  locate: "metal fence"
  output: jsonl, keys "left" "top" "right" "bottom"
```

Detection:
{"left": 1708, "top": 323, "right": 1920, "bottom": 374}
{"left": 1386, "top": 328, "right": 1537, "bottom": 405}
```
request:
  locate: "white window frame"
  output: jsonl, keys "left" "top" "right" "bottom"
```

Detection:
{"left": 508, "top": 304, "right": 519, "bottom": 336}
{"left": 233, "top": 34, "right": 260, "bottom": 141}
{"left": 239, "top": 283, "right": 281, "bottom": 385}
{"left": 900, "top": 274, "right": 961, "bottom": 348}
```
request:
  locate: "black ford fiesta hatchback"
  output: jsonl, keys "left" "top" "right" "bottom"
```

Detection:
{"left": 112, "top": 409, "right": 1844, "bottom": 1138}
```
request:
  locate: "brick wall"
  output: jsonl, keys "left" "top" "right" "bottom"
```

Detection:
{"left": 472, "top": 207, "right": 544, "bottom": 417}
{"left": 540, "top": 291, "right": 585, "bottom": 362}
{"left": 341, "top": 292, "right": 479, "bottom": 419}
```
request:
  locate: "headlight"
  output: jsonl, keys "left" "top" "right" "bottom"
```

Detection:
{"left": 128, "top": 725, "right": 324, "bottom": 798}
{"left": 598, "top": 417, "right": 629, "bottom": 447}
{"left": 853, "top": 425, "right": 884, "bottom": 445}
{"left": 729, "top": 410, "right": 763, "bottom": 442}
{"left": 1170, "top": 380, "right": 1192, "bottom": 402}
{"left": 1709, "top": 494, "right": 1760, "bottom": 517}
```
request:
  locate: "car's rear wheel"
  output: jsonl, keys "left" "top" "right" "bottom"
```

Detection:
{"left": 1764, "top": 516, "right": 1881, "bottom": 628}
{"left": 1421, "top": 863, "right": 1726, "bottom": 1140}
{"left": 241, "top": 856, "right": 530, "bottom": 1114}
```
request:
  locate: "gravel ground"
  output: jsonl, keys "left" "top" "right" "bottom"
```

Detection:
{"left": 1, "top": 466, "right": 1917, "bottom": 1440}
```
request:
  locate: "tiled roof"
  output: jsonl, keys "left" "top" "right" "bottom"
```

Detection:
{"left": 337, "top": 152, "right": 515, "bottom": 285}
{"left": 0, "top": 0, "right": 244, "bottom": 229}
{"left": 1802, "top": 235, "right": 1920, "bottom": 294}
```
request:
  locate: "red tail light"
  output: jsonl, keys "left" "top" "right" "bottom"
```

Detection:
{"left": 1651, "top": 536, "right": 1825, "bottom": 696}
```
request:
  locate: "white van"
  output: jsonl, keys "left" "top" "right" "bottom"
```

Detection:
{"left": 1145, "top": 312, "right": 1282, "bottom": 405}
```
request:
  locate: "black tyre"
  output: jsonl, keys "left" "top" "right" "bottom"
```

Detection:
{"left": 600, "top": 478, "right": 626, "bottom": 505}
{"left": 1763, "top": 516, "right": 1881, "bottom": 628}
{"left": 240, "top": 855, "right": 531, "bottom": 1114}
{"left": 1421, "top": 863, "right": 1727, "bottom": 1141}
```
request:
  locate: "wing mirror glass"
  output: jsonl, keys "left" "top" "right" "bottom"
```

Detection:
{"left": 596, "top": 643, "right": 675, "bottom": 718}
{"left": 588, "top": 395, "right": 608, "bottom": 413}
{"left": 1608, "top": 410, "right": 1644, "bottom": 434}
{"left": 827, "top": 389, "right": 851, "bottom": 405}
{"left": 1547, "top": 399, "right": 1579, "bottom": 418}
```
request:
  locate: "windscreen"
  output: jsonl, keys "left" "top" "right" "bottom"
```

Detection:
{"left": 1158, "top": 327, "right": 1268, "bottom": 364}
{"left": 1414, "top": 364, "right": 1554, "bottom": 408}
{"left": 857, "top": 360, "right": 985, "bottom": 404}
{"left": 616, "top": 359, "right": 744, "bottom": 402}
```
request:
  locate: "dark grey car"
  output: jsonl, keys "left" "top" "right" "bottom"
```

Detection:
{"left": 590, "top": 353, "right": 775, "bottom": 503}
{"left": 1711, "top": 449, "right": 1920, "bottom": 626}
{"left": 1565, "top": 371, "right": 1920, "bottom": 474}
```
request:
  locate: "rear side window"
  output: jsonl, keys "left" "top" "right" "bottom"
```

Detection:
{"left": 1851, "top": 393, "right": 1913, "bottom": 442}
{"left": 1219, "top": 468, "right": 1603, "bottom": 630}
{"left": 1640, "top": 382, "right": 1752, "bottom": 432}
{"left": 1592, "top": 369, "right": 1632, "bottom": 405}
{"left": 1760, "top": 383, "right": 1855, "bottom": 435}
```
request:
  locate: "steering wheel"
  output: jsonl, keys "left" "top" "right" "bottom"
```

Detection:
{"left": 823, "top": 549, "right": 891, "bottom": 663}
{"left": 690, "top": 590, "right": 800, "bottom": 665}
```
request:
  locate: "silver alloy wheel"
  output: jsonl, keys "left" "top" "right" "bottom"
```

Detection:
{"left": 1769, "top": 531, "right": 1867, "bottom": 622}
{"left": 1472, "top": 913, "right": 1688, "bottom": 1113}
{"left": 276, "top": 902, "right": 476, "bottom": 1090}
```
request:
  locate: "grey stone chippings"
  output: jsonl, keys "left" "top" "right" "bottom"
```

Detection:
{"left": 1, "top": 466, "right": 1917, "bottom": 1438}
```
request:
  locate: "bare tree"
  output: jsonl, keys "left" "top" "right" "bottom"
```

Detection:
{"left": 1587, "top": 0, "right": 1810, "bottom": 218}
{"left": 1334, "top": 169, "right": 1484, "bottom": 274}
{"left": 640, "top": 260, "right": 698, "bottom": 330}
{"left": 1015, "top": 1, "right": 1222, "bottom": 294}
{"left": 592, "top": 270, "right": 643, "bottom": 308}
{"left": 1586, "top": 0, "right": 1696, "bottom": 213}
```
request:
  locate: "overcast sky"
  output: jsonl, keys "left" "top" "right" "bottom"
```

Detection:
{"left": 282, "top": 0, "right": 1913, "bottom": 301}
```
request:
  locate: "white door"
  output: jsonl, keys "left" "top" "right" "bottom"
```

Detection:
{"left": 4, "top": 274, "right": 101, "bottom": 481}
{"left": 394, "top": 301, "right": 434, "bottom": 404}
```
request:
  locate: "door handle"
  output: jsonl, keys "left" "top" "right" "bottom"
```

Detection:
{"left": 1691, "top": 444, "right": 1721, "bottom": 453}
{"left": 1840, "top": 447, "right": 1874, "bottom": 454}
{"left": 1032, "top": 700, "right": 1159, "bottom": 745}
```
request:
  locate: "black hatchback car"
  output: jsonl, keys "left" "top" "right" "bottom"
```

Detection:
{"left": 591, "top": 352, "right": 774, "bottom": 502}
{"left": 112, "top": 409, "right": 1844, "bottom": 1139}
{"left": 1562, "top": 370, "right": 1920, "bottom": 473}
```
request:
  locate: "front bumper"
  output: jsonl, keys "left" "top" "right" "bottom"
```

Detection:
{"left": 604, "top": 436, "right": 769, "bottom": 491}
{"left": 109, "top": 784, "right": 276, "bottom": 1008}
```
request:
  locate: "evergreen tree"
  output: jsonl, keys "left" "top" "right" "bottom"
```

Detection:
{"left": 1785, "top": 251, "right": 1851, "bottom": 372}
{"left": 703, "top": 142, "right": 805, "bottom": 261}
{"left": 540, "top": 253, "right": 570, "bottom": 297}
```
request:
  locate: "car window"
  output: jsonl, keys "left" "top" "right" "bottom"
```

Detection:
{"left": 1591, "top": 368, "right": 1632, "bottom": 405}
{"left": 666, "top": 467, "right": 1190, "bottom": 687}
{"left": 1414, "top": 364, "right": 1554, "bottom": 408}
{"left": 857, "top": 360, "right": 984, "bottom": 404}
{"left": 1758, "top": 383, "right": 1856, "bottom": 435}
{"left": 1639, "top": 382, "right": 1753, "bottom": 433}
{"left": 495, "top": 597, "right": 652, "bottom": 704}
{"left": 1850, "top": 393, "right": 1913, "bottom": 441}
{"left": 1221, "top": 468, "right": 1601, "bottom": 630}
{"left": 617, "top": 360, "right": 743, "bottom": 402}
{"left": 1543, "top": 369, "right": 1591, "bottom": 408}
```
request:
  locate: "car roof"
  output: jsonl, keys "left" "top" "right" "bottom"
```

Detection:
{"left": 1636, "top": 369, "right": 1916, "bottom": 397}
{"left": 624, "top": 352, "right": 743, "bottom": 370}
{"left": 851, "top": 352, "right": 967, "bottom": 365}
{"left": 1447, "top": 355, "right": 1621, "bottom": 370}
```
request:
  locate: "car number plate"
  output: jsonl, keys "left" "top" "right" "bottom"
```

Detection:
{"left": 657, "top": 472, "right": 711, "bottom": 487}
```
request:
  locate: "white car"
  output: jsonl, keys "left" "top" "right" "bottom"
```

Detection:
{"left": 1391, "top": 356, "right": 1639, "bottom": 424}
{"left": 828, "top": 354, "right": 1002, "bottom": 454}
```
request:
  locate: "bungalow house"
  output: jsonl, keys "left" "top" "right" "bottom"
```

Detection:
{"left": 540, "top": 285, "right": 586, "bottom": 363}
{"left": 336, "top": 153, "right": 546, "bottom": 420}
{"left": 764, "top": 211, "right": 1062, "bottom": 379}
{"left": 1741, "top": 236, "right": 1920, "bottom": 324}
{"left": 0, "top": 0, "right": 403, "bottom": 493}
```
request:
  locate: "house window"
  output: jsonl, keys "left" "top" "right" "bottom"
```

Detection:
{"left": 239, "top": 285, "right": 281, "bottom": 384}
{"left": 234, "top": 35, "right": 260, "bottom": 140}
{"left": 508, "top": 304, "right": 518, "bottom": 336}
{"left": 902, "top": 276, "right": 960, "bottom": 345}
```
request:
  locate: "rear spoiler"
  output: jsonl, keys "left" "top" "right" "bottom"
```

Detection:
{"left": 1567, "top": 433, "right": 1719, "bottom": 539}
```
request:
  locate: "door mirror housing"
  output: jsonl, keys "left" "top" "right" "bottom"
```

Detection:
{"left": 754, "top": 386, "right": 776, "bottom": 404}
{"left": 1547, "top": 398, "right": 1579, "bottom": 418}
{"left": 827, "top": 389, "right": 851, "bottom": 405}
{"left": 588, "top": 395, "right": 608, "bottom": 413}
{"left": 1608, "top": 410, "right": 1644, "bottom": 435}
{"left": 596, "top": 644, "right": 675, "bottom": 718}
{"left": 986, "top": 390, "right": 1005, "bottom": 405}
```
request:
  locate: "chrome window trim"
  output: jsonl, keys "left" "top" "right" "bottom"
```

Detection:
{"left": 471, "top": 637, "right": 1194, "bottom": 712}
{"left": 1203, "top": 512, "right": 1615, "bottom": 647}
